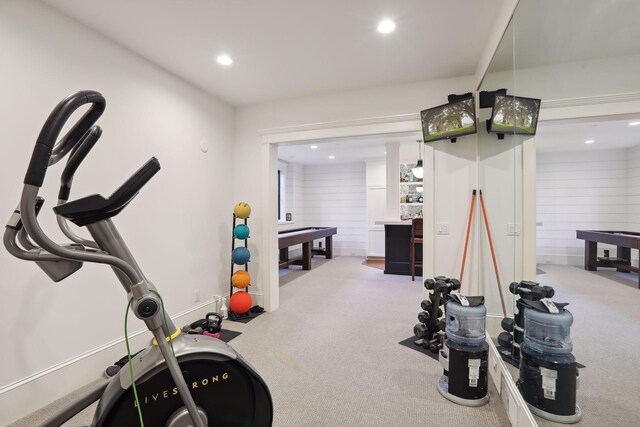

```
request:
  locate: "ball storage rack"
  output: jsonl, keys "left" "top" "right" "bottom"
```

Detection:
{"left": 227, "top": 213, "right": 263, "bottom": 322}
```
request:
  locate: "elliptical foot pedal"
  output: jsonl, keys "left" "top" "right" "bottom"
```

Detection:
{"left": 436, "top": 375, "right": 490, "bottom": 407}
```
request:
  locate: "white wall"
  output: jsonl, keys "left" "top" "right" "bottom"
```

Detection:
{"left": 536, "top": 148, "right": 631, "bottom": 265}
{"left": 0, "top": 1, "right": 234, "bottom": 421}
{"left": 302, "top": 162, "right": 367, "bottom": 256}
{"left": 278, "top": 160, "right": 305, "bottom": 231}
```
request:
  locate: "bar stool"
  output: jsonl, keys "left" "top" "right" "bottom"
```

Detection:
{"left": 410, "top": 218, "right": 423, "bottom": 281}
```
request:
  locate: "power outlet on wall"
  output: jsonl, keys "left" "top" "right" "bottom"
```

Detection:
{"left": 194, "top": 289, "right": 201, "bottom": 303}
{"left": 507, "top": 223, "right": 520, "bottom": 236}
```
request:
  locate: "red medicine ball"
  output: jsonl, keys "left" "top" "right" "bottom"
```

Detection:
{"left": 230, "top": 291, "right": 252, "bottom": 314}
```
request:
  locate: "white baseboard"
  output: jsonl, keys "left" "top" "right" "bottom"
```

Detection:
{"left": 486, "top": 338, "right": 537, "bottom": 427}
{"left": 1, "top": 299, "right": 219, "bottom": 426}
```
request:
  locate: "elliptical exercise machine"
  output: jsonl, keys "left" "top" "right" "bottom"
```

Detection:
{"left": 4, "top": 91, "right": 273, "bottom": 426}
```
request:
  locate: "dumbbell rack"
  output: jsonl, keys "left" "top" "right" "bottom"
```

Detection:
{"left": 497, "top": 281, "right": 554, "bottom": 366}
{"left": 413, "top": 276, "right": 460, "bottom": 354}
{"left": 228, "top": 214, "right": 251, "bottom": 321}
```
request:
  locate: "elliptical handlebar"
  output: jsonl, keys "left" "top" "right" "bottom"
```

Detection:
{"left": 59, "top": 125, "right": 102, "bottom": 201}
{"left": 57, "top": 125, "right": 103, "bottom": 248}
{"left": 24, "top": 90, "right": 105, "bottom": 188}
{"left": 18, "top": 90, "right": 143, "bottom": 286}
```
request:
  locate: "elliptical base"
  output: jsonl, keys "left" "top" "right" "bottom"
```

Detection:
{"left": 528, "top": 403, "right": 582, "bottom": 424}
{"left": 437, "top": 375, "right": 489, "bottom": 407}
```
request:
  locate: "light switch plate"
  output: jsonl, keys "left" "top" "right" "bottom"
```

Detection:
{"left": 436, "top": 223, "right": 449, "bottom": 235}
{"left": 507, "top": 223, "right": 520, "bottom": 236}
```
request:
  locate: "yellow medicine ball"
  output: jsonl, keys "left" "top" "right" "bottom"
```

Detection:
{"left": 231, "top": 270, "right": 251, "bottom": 289}
{"left": 234, "top": 202, "right": 251, "bottom": 219}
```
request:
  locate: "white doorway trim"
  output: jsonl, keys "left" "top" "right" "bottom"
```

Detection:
{"left": 258, "top": 114, "right": 431, "bottom": 312}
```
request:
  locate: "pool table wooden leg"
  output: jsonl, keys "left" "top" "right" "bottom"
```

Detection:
{"left": 279, "top": 248, "right": 289, "bottom": 263}
{"left": 585, "top": 241, "right": 597, "bottom": 271}
{"left": 325, "top": 236, "right": 333, "bottom": 259}
{"left": 616, "top": 246, "right": 631, "bottom": 272}
{"left": 302, "top": 242, "right": 312, "bottom": 270}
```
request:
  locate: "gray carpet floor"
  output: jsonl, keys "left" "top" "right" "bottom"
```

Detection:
{"left": 13, "top": 256, "right": 510, "bottom": 426}
{"left": 530, "top": 264, "right": 640, "bottom": 427}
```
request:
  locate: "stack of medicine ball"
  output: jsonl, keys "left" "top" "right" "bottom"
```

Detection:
{"left": 414, "top": 276, "right": 461, "bottom": 353}
{"left": 230, "top": 202, "right": 253, "bottom": 315}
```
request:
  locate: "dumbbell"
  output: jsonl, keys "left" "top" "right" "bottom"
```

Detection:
{"left": 509, "top": 281, "right": 554, "bottom": 300}
{"left": 418, "top": 308, "right": 443, "bottom": 324}
{"left": 498, "top": 332, "right": 513, "bottom": 349}
{"left": 439, "top": 318, "right": 446, "bottom": 333}
{"left": 414, "top": 323, "right": 428, "bottom": 339}
{"left": 424, "top": 278, "right": 435, "bottom": 290}
{"left": 428, "top": 338, "right": 441, "bottom": 354}
{"left": 501, "top": 317, "right": 514, "bottom": 332}
{"left": 420, "top": 299, "right": 433, "bottom": 311}
{"left": 434, "top": 278, "right": 460, "bottom": 293}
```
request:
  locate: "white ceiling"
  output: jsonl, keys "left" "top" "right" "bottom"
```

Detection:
{"left": 536, "top": 116, "right": 640, "bottom": 153}
{"left": 278, "top": 132, "right": 421, "bottom": 165}
{"left": 44, "top": 0, "right": 503, "bottom": 106}
{"left": 488, "top": 0, "right": 640, "bottom": 73}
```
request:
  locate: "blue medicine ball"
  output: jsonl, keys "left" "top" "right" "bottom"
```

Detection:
{"left": 232, "top": 247, "right": 251, "bottom": 265}
{"left": 234, "top": 224, "right": 250, "bottom": 240}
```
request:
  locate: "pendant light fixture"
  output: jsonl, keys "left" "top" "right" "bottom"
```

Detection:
{"left": 411, "top": 139, "right": 424, "bottom": 179}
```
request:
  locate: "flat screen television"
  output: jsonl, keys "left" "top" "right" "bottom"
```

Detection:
{"left": 421, "top": 95, "right": 477, "bottom": 143}
{"left": 489, "top": 95, "right": 541, "bottom": 135}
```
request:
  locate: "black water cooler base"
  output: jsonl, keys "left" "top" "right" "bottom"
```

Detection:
{"left": 519, "top": 348, "right": 582, "bottom": 424}
{"left": 437, "top": 341, "right": 490, "bottom": 407}
{"left": 528, "top": 403, "right": 582, "bottom": 424}
{"left": 437, "top": 375, "right": 490, "bottom": 407}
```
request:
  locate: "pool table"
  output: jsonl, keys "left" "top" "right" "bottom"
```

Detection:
{"left": 278, "top": 227, "right": 337, "bottom": 270}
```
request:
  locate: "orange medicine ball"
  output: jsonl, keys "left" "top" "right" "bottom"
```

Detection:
{"left": 231, "top": 270, "right": 251, "bottom": 289}
{"left": 230, "top": 291, "right": 252, "bottom": 314}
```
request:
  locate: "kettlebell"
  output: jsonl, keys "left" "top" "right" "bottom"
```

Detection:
{"left": 205, "top": 312, "right": 223, "bottom": 334}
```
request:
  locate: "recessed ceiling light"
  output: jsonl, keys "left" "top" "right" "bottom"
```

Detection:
{"left": 329, "top": 155, "right": 335, "bottom": 159}
{"left": 629, "top": 121, "right": 640, "bottom": 126}
{"left": 310, "top": 145, "right": 318, "bottom": 149}
{"left": 216, "top": 54, "right": 233, "bottom": 66}
{"left": 585, "top": 140, "right": 595, "bottom": 144}
{"left": 377, "top": 19, "right": 396, "bottom": 34}
{"left": 384, "top": 151, "right": 387, "bottom": 155}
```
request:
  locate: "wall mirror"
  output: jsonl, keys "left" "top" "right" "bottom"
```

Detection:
{"left": 479, "top": 0, "right": 640, "bottom": 425}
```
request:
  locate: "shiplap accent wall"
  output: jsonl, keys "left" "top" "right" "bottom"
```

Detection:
{"left": 537, "top": 148, "right": 631, "bottom": 265}
{"left": 302, "top": 162, "right": 367, "bottom": 256}
{"left": 627, "top": 145, "right": 640, "bottom": 234}
{"left": 281, "top": 162, "right": 305, "bottom": 228}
